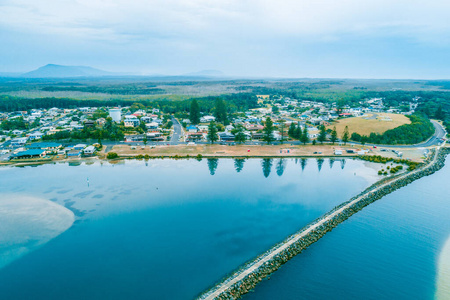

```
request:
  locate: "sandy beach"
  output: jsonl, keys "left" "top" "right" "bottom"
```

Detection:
{"left": 0, "top": 195, "right": 75, "bottom": 269}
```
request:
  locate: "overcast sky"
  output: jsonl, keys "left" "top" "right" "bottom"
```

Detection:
{"left": 1, "top": 0, "right": 450, "bottom": 78}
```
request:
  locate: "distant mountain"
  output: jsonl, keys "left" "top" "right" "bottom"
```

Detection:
{"left": 183, "top": 70, "right": 225, "bottom": 77}
{"left": 22, "top": 64, "right": 112, "bottom": 78}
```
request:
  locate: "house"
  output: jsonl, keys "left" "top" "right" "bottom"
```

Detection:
{"left": 84, "top": 120, "right": 95, "bottom": 127}
{"left": 10, "top": 137, "right": 28, "bottom": 147}
{"left": 145, "top": 122, "right": 159, "bottom": 130}
{"left": 10, "top": 149, "right": 45, "bottom": 160}
{"left": 67, "top": 150, "right": 81, "bottom": 157}
{"left": 186, "top": 125, "right": 198, "bottom": 133}
{"left": 83, "top": 145, "right": 96, "bottom": 155}
{"left": 12, "top": 130, "right": 24, "bottom": 136}
{"left": 200, "top": 115, "right": 216, "bottom": 123}
{"left": 73, "top": 144, "right": 87, "bottom": 150}
{"left": 26, "top": 131, "right": 44, "bottom": 140}
{"left": 96, "top": 118, "right": 106, "bottom": 125}
{"left": 125, "top": 134, "right": 145, "bottom": 142}
{"left": 186, "top": 132, "right": 204, "bottom": 142}
{"left": 218, "top": 132, "right": 234, "bottom": 141}
{"left": 124, "top": 116, "right": 140, "bottom": 127}
{"left": 27, "top": 142, "right": 62, "bottom": 152}
{"left": 146, "top": 132, "right": 164, "bottom": 141}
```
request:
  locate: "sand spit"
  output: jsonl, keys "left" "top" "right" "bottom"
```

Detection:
{"left": 0, "top": 195, "right": 75, "bottom": 269}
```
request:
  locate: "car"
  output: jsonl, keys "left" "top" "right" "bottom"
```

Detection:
{"left": 187, "top": 142, "right": 196, "bottom": 146}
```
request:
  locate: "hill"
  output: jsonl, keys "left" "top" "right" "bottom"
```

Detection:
{"left": 22, "top": 64, "right": 111, "bottom": 78}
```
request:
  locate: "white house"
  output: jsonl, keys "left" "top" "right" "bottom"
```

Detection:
{"left": 200, "top": 115, "right": 216, "bottom": 123}
{"left": 83, "top": 145, "right": 96, "bottom": 155}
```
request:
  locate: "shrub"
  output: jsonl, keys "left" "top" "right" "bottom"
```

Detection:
{"left": 107, "top": 152, "right": 118, "bottom": 159}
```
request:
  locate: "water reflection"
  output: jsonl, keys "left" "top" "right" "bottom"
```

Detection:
{"left": 276, "top": 159, "right": 286, "bottom": 177}
{"left": 207, "top": 159, "right": 219, "bottom": 175}
{"left": 261, "top": 159, "right": 273, "bottom": 178}
{"left": 329, "top": 158, "right": 335, "bottom": 169}
{"left": 317, "top": 158, "right": 324, "bottom": 172}
{"left": 301, "top": 158, "right": 307, "bottom": 172}
{"left": 340, "top": 159, "right": 346, "bottom": 169}
{"left": 234, "top": 159, "right": 245, "bottom": 173}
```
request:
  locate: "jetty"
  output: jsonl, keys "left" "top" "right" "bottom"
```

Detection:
{"left": 198, "top": 145, "right": 449, "bottom": 300}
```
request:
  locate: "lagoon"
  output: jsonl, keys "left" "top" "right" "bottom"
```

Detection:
{"left": 0, "top": 158, "right": 374, "bottom": 299}
{"left": 0, "top": 157, "right": 448, "bottom": 299}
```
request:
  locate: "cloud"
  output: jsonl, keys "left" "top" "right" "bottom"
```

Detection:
{"left": 2, "top": 0, "right": 450, "bottom": 43}
{"left": 1, "top": 0, "right": 450, "bottom": 77}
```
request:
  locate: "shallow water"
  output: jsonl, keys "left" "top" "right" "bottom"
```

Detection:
{"left": 0, "top": 158, "right": 375, "bottom": 299}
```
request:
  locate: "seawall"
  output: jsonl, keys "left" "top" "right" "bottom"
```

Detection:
{"left": 198, "top": 146, "right": 449, "bottom": 300}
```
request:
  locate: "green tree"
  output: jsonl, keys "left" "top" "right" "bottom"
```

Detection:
{"left": 214, "top": 99, "right": 228, "bottom": 125}
{"left": 143, "top": 136, "right": 148, "bottom": 146}
{"left": 272, "top": 105, "right": 279, "bottom": 114}
{"left": 342, "top": 125, "right": 350, "bottom": 145}
{"left": 318, "top": 124, "right": 327, "bottom": 144}
{"left": 234, "top": 125, "right": 246, "bottom": 144}
{"left": 300, "top": 126, "right": 309, "bottom": 145}
{"left": 331, "top": 126, "right": 338, "bottom": 144}
{"left": 435, "top": 105, "right": 446, "bottom": 120}
{"left": 288, "top": 122, "right": 296, "bottom": 137}
{"left": 262, "top": 117, "right": 274, "bottom": 144}
{"left": 279, "top": 121, "right": 286, "bottom": 144}
{"left": 207, "top": 121, "right": 218, "bottom": 144}
{"left": 190, "top": 99, "right": 200, "bottom": 124}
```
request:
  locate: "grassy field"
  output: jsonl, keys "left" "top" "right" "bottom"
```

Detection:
{"left": 102, "top": 143, "right": 425, "bottom": 162}
{"left": 328, "top": 113, "right": 411, "bottom": 136}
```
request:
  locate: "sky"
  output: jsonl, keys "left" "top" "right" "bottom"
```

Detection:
{"left": 1, "top": 0, "right": 450, "bottom": 78}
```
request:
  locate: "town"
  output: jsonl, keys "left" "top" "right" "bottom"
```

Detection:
{"left": 0, "top": 93, "right": 443, "bottom": 164}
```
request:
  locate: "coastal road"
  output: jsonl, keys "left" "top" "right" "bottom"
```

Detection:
{"left": 199, "top": 142, "right": 446, "bottom": 300}
{"left": 350, "top": 120, "right": 447, "bottom": 149}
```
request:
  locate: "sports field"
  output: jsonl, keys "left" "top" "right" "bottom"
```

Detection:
{"left": 328, "top": 113, "right": 410, "bottom": 136}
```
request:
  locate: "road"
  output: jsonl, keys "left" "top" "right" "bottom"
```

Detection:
{"left": 349, "top": 120, "right": 447, "bottom": 149}
{"left": 170, "top": 117, "right": 183, "bottom": 145}
{"left": 199, "top": 142, "right": 446, "bottom": 300}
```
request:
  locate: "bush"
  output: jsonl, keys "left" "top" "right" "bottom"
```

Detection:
{"left": 107, "top": 152, "right": 118, "bottom": 159}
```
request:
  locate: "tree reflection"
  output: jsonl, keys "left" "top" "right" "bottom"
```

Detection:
{"left": 261, "top": 158, "right": 273, "bottom": 178}
{"left": 317, "top": 158, "right": 324, "bottom": 172}
{"left": 207, "top": 158, "right": 219, "bottom": 175}
{"left": 329, "top": 158, "right": 335, "bottom": 169}
{"left": 300, "top": 158, "right": 307, "bottom": 171}
{"left": 234, "top": 159, "right": 245, "bottom": 173}
{"left": 340, "top": 158, "right": 346, "bottom": 169}
{"left": 276, "top": 159, "right": 286, "bottom": 177}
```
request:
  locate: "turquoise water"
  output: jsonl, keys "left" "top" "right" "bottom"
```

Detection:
{"left": 0, "top": 157, "right": 448, "bottom": 299}
{"left": 0, "top": 158, "right": 373, "bottom": 299}
{"left": 245, "top": 157, "right": 450, "bottom": 300}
